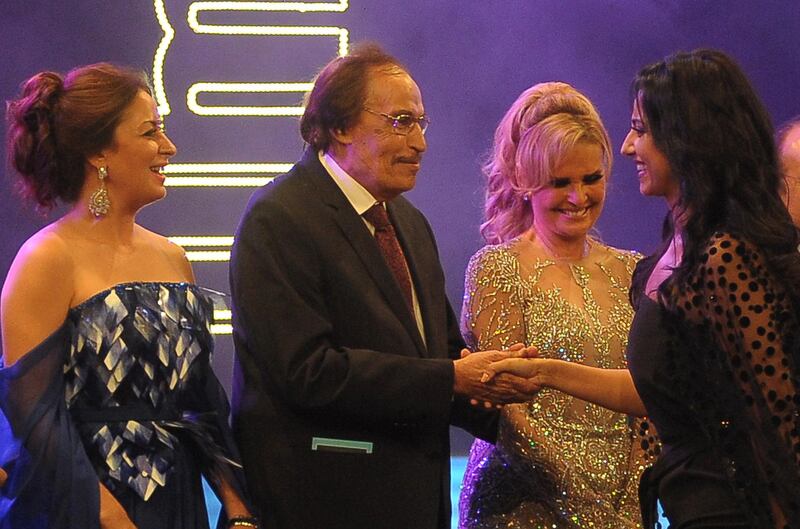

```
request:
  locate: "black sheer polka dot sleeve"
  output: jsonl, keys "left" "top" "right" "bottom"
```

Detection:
{"left": 678, "top": 232, "right": 800, "bottom": 524}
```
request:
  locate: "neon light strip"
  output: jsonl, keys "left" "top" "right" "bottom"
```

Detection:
{"left": 165, "top": 176, "right": 274, "bottom": 187}
{"left": 187, "top": 3, "right": 349, "bottom": 57}
{"left": 187, "top": 82, "right": 312, "bottom": 116}
{"left": 191, "top": 23, "right": 345, "bottom": 36}
{"left": 213, "top": 309, "right": 232, "bottom": 334}
{"left": 189, "top": 1, "right": 348, "bottom": 14}
{"left": 169, "top": 237, "right": 232, "bottom": 262}
{"left": 162, "top": 163, "right": 288, "bottom": 187}
{"left": 169, "top": 236, "right": 234, "bottom": 247}
{"left": 214, "top": 309, "right": 232, "bottom": 320}
{"left": 153, "top": 2, "right": 349, "bottom": 117}
{"left": 164, "top": 163, "right": 293, "bottom": 173}
{"left": 210, "top": 324, "right": 233, "bottom": 335}
{"left": 152, "top": 0, "right": 176, "bottom": 116}
{"left": 185, "top": 250, "right": 231, "bottom": 261}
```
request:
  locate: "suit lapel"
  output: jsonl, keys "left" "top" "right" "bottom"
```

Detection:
{"left": 302, "top": 152, "right": 427, "bottom": 356}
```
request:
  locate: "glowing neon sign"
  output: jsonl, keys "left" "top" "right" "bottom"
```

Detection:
{"left": 186, "top": 82, "right": 313, "bottom": 117}
{"left": 152, "top": 1, "right": 350, "bottom": 334}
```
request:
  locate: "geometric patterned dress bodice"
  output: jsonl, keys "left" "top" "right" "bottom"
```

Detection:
{"left": 64, "top": 282, "right": 228, "bottom": 501}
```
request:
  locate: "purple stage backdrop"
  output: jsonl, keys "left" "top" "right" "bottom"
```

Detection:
{"left": 1, "top": 0, "right": 799, "bottom": 454}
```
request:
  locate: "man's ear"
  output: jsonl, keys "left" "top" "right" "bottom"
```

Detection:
{"left": 330, "top": 127, "right": 353, "bottom": 145}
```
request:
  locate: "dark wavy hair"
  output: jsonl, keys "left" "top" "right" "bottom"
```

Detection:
{"left": 6, "top": 63, "right": 150, "bottom": 211}
{"left": 629, "top": 49, "right": 800, "bottom": 307}
{"left": 300, "top": 42, "right": 407, "bottom": 151}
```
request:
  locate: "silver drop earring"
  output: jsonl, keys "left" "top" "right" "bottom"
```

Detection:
{"left": 88, "top": 166, "right": 111, "bottom": 217}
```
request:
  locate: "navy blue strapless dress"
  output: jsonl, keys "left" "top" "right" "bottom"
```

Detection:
{"left": 0, "top": 282, "right": 247, "bottom": 529}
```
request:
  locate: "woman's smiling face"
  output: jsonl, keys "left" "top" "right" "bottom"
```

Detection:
{"left": 96, "top": 90, "right": 177, "bottom": 212}
{"left": 530, "top": 141, "right": 606, "bottom": 244}
{"left": 620, "top": 97, "right": 680, "bottom": 207}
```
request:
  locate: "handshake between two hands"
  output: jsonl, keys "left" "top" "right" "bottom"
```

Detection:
{"left": 453, "top": 344, "right": 543, "bottom": 408}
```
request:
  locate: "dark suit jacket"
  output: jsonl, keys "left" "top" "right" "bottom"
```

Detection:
{"left": 229, "top": 150, "right": 497, "bottom": 529}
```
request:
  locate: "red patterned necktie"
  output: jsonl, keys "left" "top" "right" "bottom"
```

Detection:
{"left": 362, "top": 203, "right": 414, "bottom": 310}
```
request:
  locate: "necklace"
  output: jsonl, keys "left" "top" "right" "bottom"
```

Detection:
{"left": 533, "top": 232, "right": 592, "bottom": 263}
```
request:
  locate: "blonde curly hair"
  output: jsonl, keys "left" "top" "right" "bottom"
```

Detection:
{"left": 481, "top": 82, "right": 612, "bottom": 244}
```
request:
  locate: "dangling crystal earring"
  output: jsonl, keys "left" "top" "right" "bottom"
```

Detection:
{"left": 88, "top": 166, "right": 111, "bottom": 217}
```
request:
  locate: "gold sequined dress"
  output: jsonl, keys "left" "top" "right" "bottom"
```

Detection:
{"left": 458, "top": 238, "right": 649, "bottom": 529}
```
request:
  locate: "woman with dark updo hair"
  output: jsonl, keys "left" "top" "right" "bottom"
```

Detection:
{"left": 483, "top": 49, "right": 800, "bottom": 527}
{"left": 0, "top": 64, "right": 257, "bottom": 529}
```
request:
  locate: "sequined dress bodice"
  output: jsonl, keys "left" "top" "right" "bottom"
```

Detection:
{"left": 64, "top": 282, "right": 224, "bottom": 501}
{"left": 459, "top": 240, "right": 650, "bottom": 529}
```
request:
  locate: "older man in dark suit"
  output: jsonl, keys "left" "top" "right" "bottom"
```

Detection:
{"left": 229, "top": 43, "right": 537, "bottom": 529}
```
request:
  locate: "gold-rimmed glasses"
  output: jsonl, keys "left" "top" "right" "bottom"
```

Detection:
{"left": 363, "top": 108, "right": 430, "bottom": 135}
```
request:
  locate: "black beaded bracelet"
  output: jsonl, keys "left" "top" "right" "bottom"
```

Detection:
{"left": 227, "top": 516, "right": 260, "bottom": 528}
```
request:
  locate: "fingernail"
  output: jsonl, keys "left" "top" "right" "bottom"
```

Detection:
{"left": 480, "top": 373, "right": 490, "bottom": 383}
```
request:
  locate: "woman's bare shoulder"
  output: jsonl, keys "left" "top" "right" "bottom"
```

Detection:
{"left": 135, "top": 225, "right": 193, "bottom": 281}
{"left": 8, "top": 224, "right": 74, "bottom": 280}
{"left": 2, "top": 224, "right": 75, "bottom": 365}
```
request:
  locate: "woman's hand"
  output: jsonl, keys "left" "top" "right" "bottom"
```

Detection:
{"left": 485, "top": 359, "right": 647, "bottom": 416}
{"left": 507, "top": 342, "right": 539, "bottom": 358}
{"left": 0, "top": 467, "right": 7, "bottom": 487}
{"left": 210, "top": 471, "right": 256, "bottom": 528}
{"left": 99, "top": 484, "right": 137, "bottom": 529}
{"left": 481, "top": 358, "right": 549, "bottom": 384}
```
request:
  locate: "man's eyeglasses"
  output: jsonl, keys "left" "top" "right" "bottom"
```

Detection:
{"left": 363, "top": 108, "right": 430, "bottom": 135}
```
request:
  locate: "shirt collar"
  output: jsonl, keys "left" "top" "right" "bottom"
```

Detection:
{"left": 319, "top": 151, "right": 379, "bottom": 215}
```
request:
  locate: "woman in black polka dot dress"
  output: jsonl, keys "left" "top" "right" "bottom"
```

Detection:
{"left": 482, "top": 49, "right": 800, "bottom": 528}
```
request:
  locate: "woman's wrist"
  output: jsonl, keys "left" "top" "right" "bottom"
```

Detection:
{"left": 538, "top": 358, "right": 558, "bottom": 389}
{"left": 227, "top": 515, "right": 260, "bottom": 528}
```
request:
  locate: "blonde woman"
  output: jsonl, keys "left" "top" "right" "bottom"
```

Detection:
{"left": 458, "top": 82, "right": 652, "bottom": 528}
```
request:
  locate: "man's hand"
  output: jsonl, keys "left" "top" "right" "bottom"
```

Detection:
{"left": 510, "top": 343, "right": 538, "bottom": 358}
{"left": 453, "top": 349, "right": 540, "bottom": 406}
